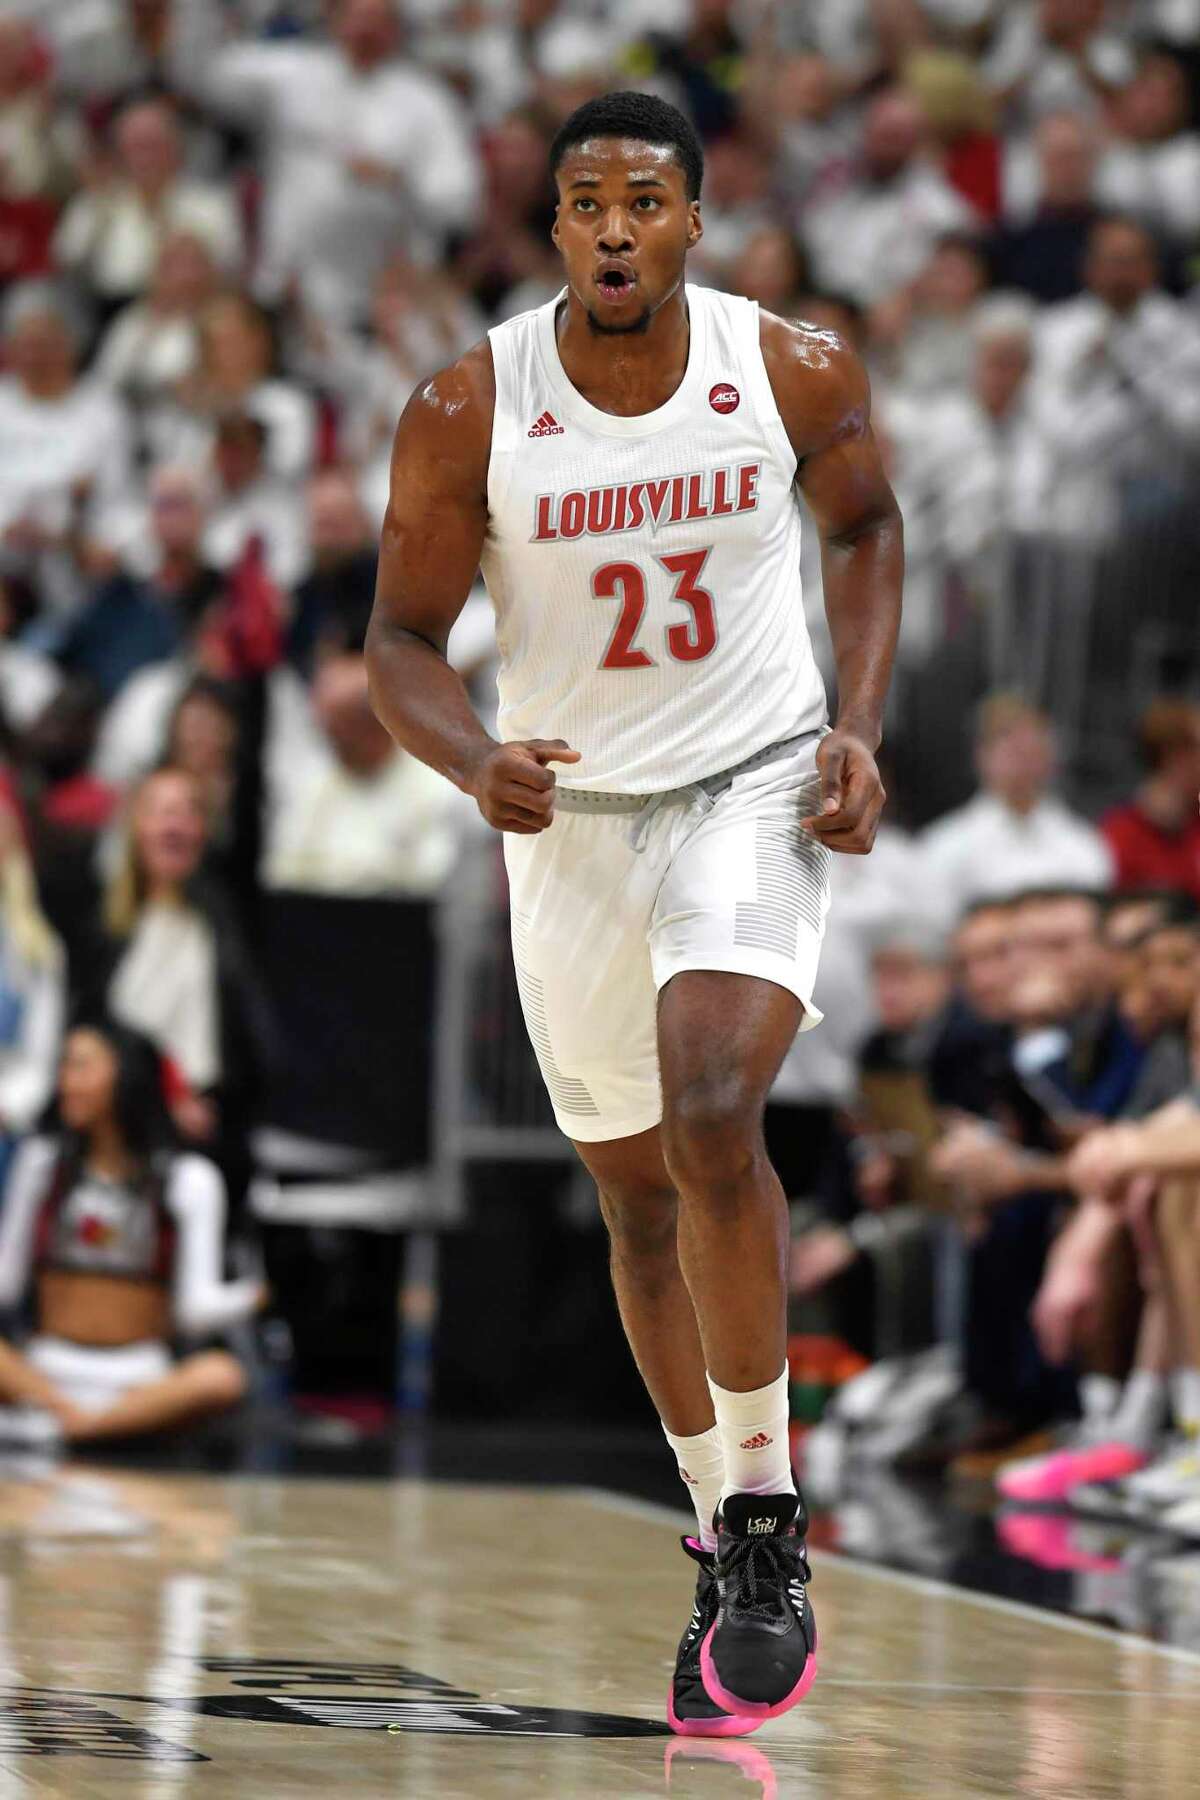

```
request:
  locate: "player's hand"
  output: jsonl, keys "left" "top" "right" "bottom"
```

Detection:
{"left": 800, "top": 728, "right": 885, "bottom": 854}
{"left": 465, "top": 739, "right": 581, "bottom": 834}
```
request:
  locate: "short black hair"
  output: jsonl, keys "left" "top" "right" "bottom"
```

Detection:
{"left": 549, "top": 91, "right": 704, "bottom": 201}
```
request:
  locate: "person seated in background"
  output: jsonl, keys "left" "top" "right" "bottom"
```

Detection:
{"left": 991, "top": 112, "right": 1103, "bottom": 304}
{"left": 52, "top": 95, "right": 242, "bottom": 312}
{"left": 94, "top": 229, "right": 221, "bottom": 412}
{"left": 920, "top": 694, "right": 1112, "bottom": 918}
{"left": 0, "top": 282, "right": 135, "bottom": 618}
{"left": 96, "top": 765, "right": 274, "bottom": 1179}
{"left": 286, "top": 472, "right": 378, "bottom": 680}
{"left": 0, "top": 1016, "right": 261, "bottom": 1447}
{"left": 1099, "top": 49, "right": 1200, "bottom": 249}
{"left": 1101, "top": 700, "right": 1200, "bottom": 903}
{"left": 149, "top": 290, "right": 315, "bottom": 485}
{"left": 0, "top": 799, "right": 64, "bottom": 1192}
{"left": 263, "top": 654, "right": 469, "bottom": 898}
{"left": 56, "top": 463, "right": 226, "bottom": 706}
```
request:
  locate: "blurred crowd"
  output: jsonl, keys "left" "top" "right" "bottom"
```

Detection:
{"left": 0, "top": 0, "right": 1197, "bottom": 1518}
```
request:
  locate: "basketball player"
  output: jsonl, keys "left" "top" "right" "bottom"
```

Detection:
{"left": 366, "top": 93, "right": 902, "bottom": 1735}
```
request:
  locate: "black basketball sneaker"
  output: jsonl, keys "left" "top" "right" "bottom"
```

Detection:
{"left": 668, "top": 1535, "right": 761, "bottom": 1737}
{"left": 699, "top": 1491, "right": 818, "bottom": 1720}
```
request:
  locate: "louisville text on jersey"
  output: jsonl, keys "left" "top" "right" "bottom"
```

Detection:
{"left": 531, "top": 462, "right": 761, "bottom": 543}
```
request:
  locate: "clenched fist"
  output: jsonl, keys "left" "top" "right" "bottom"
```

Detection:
{"left": 465, "top": 739, "right": 581, "bottom": 834}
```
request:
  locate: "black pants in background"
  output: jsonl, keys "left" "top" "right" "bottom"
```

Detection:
{"left": 262, "top": 1225, "right": 404, "bottom": 1399}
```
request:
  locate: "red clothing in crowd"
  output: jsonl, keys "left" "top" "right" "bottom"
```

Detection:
{"left": 1101, "top": 801, "right": 1200, "bottom": 901}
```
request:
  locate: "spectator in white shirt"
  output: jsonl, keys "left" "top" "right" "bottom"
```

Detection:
{"left": 192, "top": 0, "right": 481, "bottom": 326}
{"left": 94, "top": 229, "right": 220, "bottom": 408}
{"left": 1099, "top": 51, "right": 1200, "bottom": 247}
{"left": 202, "top": 413, "right": 307, "bottom": 594}
{"left": 54, "top": 96, "right": 243, "bottom": 306}
{"left": 920, "top": 694, "right": 1113, "bottom": 919}
{"left": 804, "top": 87, "right": 978, "bottom": 307}
{"left": 0, "top": 283, "right": 134, "bottom": 617}
{"left": 983, "top": 0, "right": 1135, "bottom": 126}
{"left": 148, "top": 289, "right": 316, "bottom": 484}
{"left": 1034, "top": 215, "right": 1200, "bottom": 540}
{"left": 264, "top": 654, "right": 467, "bottom": 897}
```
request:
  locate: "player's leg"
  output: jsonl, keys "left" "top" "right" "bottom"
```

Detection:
{"left": 573, "top": 1124, "right": 721, "bottom": 1537}
{"left": 658, "top": 969, "right": 801, "bottom": 1489}
{"left": 658, "top": 968, "right": 817, "bottom": 1721}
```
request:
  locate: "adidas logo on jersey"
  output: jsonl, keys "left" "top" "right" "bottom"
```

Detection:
{"left": 739, "top": 1432, "right": 774, "bottom": 1451}
{"left": 528, "top": 410, "right": 564, "bottom": 437}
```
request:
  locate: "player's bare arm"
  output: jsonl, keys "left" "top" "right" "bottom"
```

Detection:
{"left": 761, "top": 315, "right": 903, "bottom": 855}
{"left": 365, "top": 343, "right": 580, "bottom": 836}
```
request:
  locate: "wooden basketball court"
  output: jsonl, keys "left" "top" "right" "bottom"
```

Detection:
{"left": 0, "top": 1467, "right": 1196, "bottom": 1796}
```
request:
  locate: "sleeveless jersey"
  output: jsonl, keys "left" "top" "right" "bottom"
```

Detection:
{"left": 481, "top": 284, "right": 827, "bottom": 793}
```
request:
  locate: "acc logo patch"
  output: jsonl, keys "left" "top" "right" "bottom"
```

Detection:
{"left": 709, "top": 383, "right": 740, "bottom": 414}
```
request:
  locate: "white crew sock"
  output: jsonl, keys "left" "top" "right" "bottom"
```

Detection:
{"left": 1171, "top": 1368, "right": 1200, "bottom": 1435}
{"left": 707, "top": 1366, "right": 794, "bottom": 1504}
{"left": 663, "top": 1423, "right": 725, "bottom": 1553}
{"left": 1079, "top": 1373, "right": 1121, "bottom": 1425}
{"left": 1109, "top": 1370, "right": 1169, "bottom": 1448}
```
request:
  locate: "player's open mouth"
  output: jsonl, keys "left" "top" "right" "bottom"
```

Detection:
{"left": 595, "top": 265, "right": 636, "bottom": 304}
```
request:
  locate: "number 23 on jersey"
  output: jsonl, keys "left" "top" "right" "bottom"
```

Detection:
{"left": 594, "top": 548, "right": 717, "bottom": 670}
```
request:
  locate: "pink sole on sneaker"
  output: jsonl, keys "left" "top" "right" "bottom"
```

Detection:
{"left": 997, "top": 1442, "right": 1148, "bottom": 1504}
{"left": 666, "top": 1686, "right": 762, "bottom": 1738}
{"left": 698, "top": 1625, "right": 818, "bottom": 1721}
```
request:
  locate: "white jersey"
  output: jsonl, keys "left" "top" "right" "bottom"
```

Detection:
{"left": 481, "top": 284, "right": 827, "bottom": 793}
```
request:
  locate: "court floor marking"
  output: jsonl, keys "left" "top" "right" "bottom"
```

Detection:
{"left": 579, "top": 1486, "right": 1200, "bottom": 1673}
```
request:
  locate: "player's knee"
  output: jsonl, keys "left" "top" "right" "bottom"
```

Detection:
{"left": 661, "top": 1074, "right": 761, "bottom": 1195}
{"left": 599, "top": 1180, "right": 678, "bottom": 1262}
{"left": 190, "top": 1351, "right": 248, "bottom": 1411}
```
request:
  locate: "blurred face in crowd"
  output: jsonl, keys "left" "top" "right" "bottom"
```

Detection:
{"left": 333, "top": 0, "right": 398, "bottom": 70}
{"left": 916, "top": 240, "right": 986, "bottom": 315}
{"left": 1140, "top": 925, "right": 1200, "bottom": 1030}
{"left": 862, "top": 92, "right": 924, "bottom": 182}
{"left": 1036, "top": 113, "right": 1096, "bottom": 211}
{"left": 977, "top": 713, "right": 1055, "bottom": 812}
{"left": 59, "top": 1028, "right": 119, "bottom": 1136}
{"left": 149, "top": 468, "right": 205, "bottom": 561}
{"left": 1039, "top": 0, "right": 1105, "bottom": 48}
{"left": 132, "top": 770, "right": 208, "bottom": 894}
{"left": 975, "top": 329, "right": 1031, "bottom": 420}
{"left": 1086, "top": 220, "right": 1157, "bottom": 315}
{"left": 201, "top": 296, "right": 272, "bottom": 392}
{"left": 213, "top": 417, "right": 266, "bottom": 494}
{"left": 1118, "top": 55, "right": 1188, "bottom": 144}
{"left": 0, "top": 20, "right": 38, "bottom": 102}
{"left": 1011, "top": 894, "right": 1108, "bottom": 1018}
{"left": 872, "top": 944, "right": 949, "bottom": 1034}
{"left": 774, "top": 54, "right": 838, "bottom": 125}
{"left": 552, "top": 137, "right": 701, "bottom": 337}
{"left": 5, "top": 307, "right": 76, "bottom": 399}
{"left": 307, "top": 472, "right": 371, "bottom": 567}
{"left": 731, "top": 228, "right": 805, "bottom": 312}
{"left": 486, "top": 114, "right": 551, "bottom": 214}
{"left": 1103, "top": 894, "right": 1169, "bottom": 996}
{"left": 152, "top": 232, "right": 218, "bottom": 314}
{"left": 702, "top": 135, "right": 769, "bottom": 211}
{"left": 170, "top": 691, "right": 237, "bottom": 785}
{"left": 1151, "top": 715, "right": 1200, "bottom": 799}
{"left": 314, "top": 656, "right": 394, "bottom": 777}
{"left": 954, "top": 904, "right": 1014, "bottom": 1022}
{"left": 116, "top": 100, "right": 181, "bottom": 194}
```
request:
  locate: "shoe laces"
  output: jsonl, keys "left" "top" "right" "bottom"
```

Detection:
{"left": 720, "top": 1533, "right": 810, "bottom": 1619}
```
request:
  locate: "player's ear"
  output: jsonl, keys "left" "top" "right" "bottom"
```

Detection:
{"left": 551, "top": 209, "right": 561, "bottom": 250}
{"left": 687, "top": 201, "right": 703, "bottom": 249}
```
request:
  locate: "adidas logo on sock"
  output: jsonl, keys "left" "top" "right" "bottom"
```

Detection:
{"left": 739, "top": 1432, "right": 774, "bottom": 1451}
{"left": 528, "top": 410, "right": 564, "bottom": 437}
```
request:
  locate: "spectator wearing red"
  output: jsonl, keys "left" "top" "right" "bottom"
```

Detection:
{"left": 1102, "top": 701, "right": 1200, "bottom": 902}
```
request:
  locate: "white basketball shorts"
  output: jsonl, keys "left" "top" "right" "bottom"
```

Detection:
{"left": 27, "top": 1335, "right": 172, "bottom": 1412}
{"left": 503, "top": 731, "right": 833, "bottom": 1143}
